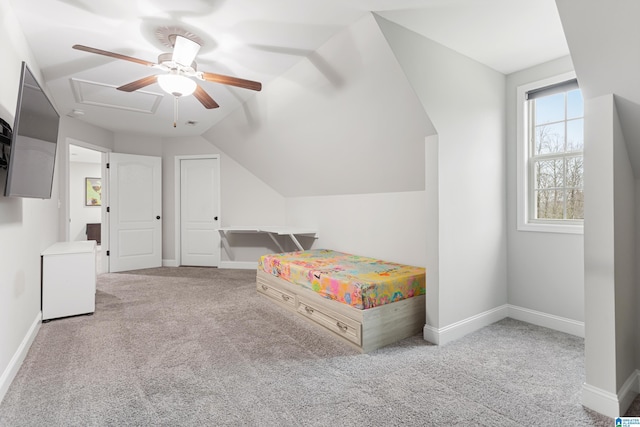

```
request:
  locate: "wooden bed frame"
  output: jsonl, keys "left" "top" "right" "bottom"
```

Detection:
{"left": 256, "top": 269, "right": 425, "bottom": 353}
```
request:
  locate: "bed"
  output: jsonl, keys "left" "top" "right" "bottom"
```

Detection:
{"left": 257, "top": 249, "right": 426, "bottom": 353}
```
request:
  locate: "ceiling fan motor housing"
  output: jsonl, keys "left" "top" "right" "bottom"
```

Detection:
{"left": 158, "top": 53, "right": 197, "bottom": 73}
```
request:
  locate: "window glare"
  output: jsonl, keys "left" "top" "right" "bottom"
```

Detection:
{"left": 567, "top": 89, "right": 584, "bottom": 119}
{"left": 535, "top": 93, "right": 564, "bottom": 124}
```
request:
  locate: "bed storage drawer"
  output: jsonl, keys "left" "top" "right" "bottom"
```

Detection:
{"left": 257, "top": 280, "right": 297, "bottom": 309}
{"left": 297, "top": 298, "right": 362, "bottom": 346}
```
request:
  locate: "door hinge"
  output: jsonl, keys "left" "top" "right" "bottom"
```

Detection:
{"left": 106, "top": 206, "right": 110, "bottom": 213}
{"left": 106, "top": 163, "right": 110, "bottom": 169}
{"left": 106, "top": 250, "right": 110, "bottom": 256}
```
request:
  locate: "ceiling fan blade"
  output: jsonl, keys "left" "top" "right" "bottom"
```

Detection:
{"left": 201, "top": 72, "right": 262, "bottom": 91}
{"left": 172, "top": 35, "right": 201, "bottom": 68}
{"left": 117, "top": 75, "right": 158, "bottom": 92}
{"left": 193, "top": 85, "right": 219, "bottom": 109}
{"left": 72, "top": 44, "right": 155, "bottom": 67}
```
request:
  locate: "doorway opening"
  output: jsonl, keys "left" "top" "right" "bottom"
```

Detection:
{"left": 68, "top": 142, "right": 108, "bottom": 273}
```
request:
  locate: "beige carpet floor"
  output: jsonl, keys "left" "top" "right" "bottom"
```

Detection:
{"left": 0, "top": 266, "right": 629, "bottom": 426}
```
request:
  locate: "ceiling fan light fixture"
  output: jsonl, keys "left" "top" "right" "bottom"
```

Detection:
{"left": 157, "top": 74, "right": 197, "bottom": 97}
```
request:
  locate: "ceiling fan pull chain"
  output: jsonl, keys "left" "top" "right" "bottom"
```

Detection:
{"left": 173, "top": 96, "right": 178, "bottom": 128}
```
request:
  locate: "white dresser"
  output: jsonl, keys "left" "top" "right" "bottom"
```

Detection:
{"left": 41, "top": 241, "right": 96, "bottom": 321}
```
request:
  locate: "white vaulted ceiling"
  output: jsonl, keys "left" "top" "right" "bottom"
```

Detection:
{"left": 7, "top": 0, "right": 569, "bottom": 137}
{"left": 557, "top": 0, "right": 640, "bottom": 176}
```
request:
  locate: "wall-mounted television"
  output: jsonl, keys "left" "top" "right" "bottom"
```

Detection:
{"left": 2, "top": 62, "right": 60, "bottom": 199}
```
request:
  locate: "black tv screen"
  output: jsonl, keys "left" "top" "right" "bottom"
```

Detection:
{"left": 3, "top": 62, "right": 60, "bottom": 199}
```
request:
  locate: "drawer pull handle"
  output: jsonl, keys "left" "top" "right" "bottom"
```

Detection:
{"left": 261, "top": 285, "right": 268, "bottom": 291}
{"left": 337, "top": 321, "right": 348, "bottom": 333}
{"left": 304, "top": 306, "right": 314, "bottom": 314}
{"left": 281, "top": 294, "right": 290, "bottom": 302}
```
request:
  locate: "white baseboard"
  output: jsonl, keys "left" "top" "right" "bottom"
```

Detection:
{"left": 583, "top": 371, "right": 640, "bottom": 418}
{"left": 506, "top": 304, "right": 584, "bottom": 338}
{"left": 423, "top": 324, "right": 440, "bottom": 345}
{"left": 581, "top": 380, "right": 638, "bottom": 419}
{"left": 618, "top": 369, "right": 640, "bottom": 417}
{"left": 163, "top": 260, "right": 258, "bottom": 269}
{"left": 219, "top": 261, "right": 258, "bottom": 270}
{"left": 582, "top": 383, "right": 619, "bottom": 418}
{"left": 0, "top": 312, "right": 41, "bottom": 404}
{"left": 423, "top": 304, "right": 585, "bottom": 346}
{"left": 423, "top": 305, "right": 509, "bottom": 346}
{"left": 421, "top": 303, "right": 638, "bottom": 419}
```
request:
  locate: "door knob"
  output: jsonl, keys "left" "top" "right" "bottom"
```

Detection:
{"left": 156, "top": 215, "right": 161, "bottom": 220}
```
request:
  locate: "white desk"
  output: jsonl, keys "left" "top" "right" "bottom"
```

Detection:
{"left": 217, "top": 226, "right": 318, "bottom": 260}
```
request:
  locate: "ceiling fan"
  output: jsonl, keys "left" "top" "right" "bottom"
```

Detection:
{"left": 72, "top": 35, "right": 262, "bottom": 126}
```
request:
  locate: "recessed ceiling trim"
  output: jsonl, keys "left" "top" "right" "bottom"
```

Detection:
{"left": 70, "top": 78, "right": 164, "bottom": 114}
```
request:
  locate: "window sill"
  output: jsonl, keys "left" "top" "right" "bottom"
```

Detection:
{"left": 517, "top": 221, "right": 584, "bottom": 235}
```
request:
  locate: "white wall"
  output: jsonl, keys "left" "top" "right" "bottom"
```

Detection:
{"left": 196, "top": 13, "right": 435, "bottom": 267}
{"left": 113, "top": 133, "right": 162, "bottom": 157}
{"left": 505, "top": 56, "right": 586, "bottom": 322}
{"left": 161, "top": 136, "right": 286, "bottom": 264}
{"left": 0, "top": 3, "right": 115, "bottom": 397}
{"left": 0, "top": 0, "right": 59, "bottom": 401}
{"left": 582, "top": 94, "right": 638, "bottom": 417}
{"left": 611, "top": 96, "right": 637, "bottom": 391}
{"left": 69, "top": 162, "right": 101, "bottom": 241}
{"left": 636, "top": 180, "right": 640, "bottom": 371}
{"left": 582, "top": 92, "right": 614, "bottom": 403}
{"left": 375, "top": 15, "right": 507, "bottom": 332}
{"left": 286, "top": 191, "right": 426, "bottom": 267}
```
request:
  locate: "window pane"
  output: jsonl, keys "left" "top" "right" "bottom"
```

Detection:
{"left": 567, "top": 89, "right": 583, "bottom": 119}
{"left": 522, "top": 78, "right": 583, "bottom": 226}
{"left": 536, "top": 189, "right": 564, "bottom": 219}
{"left": 566, "top": 156, "right": 583, "bottom": 188}
{"left": 534, "top": 159, "right": 564, "bottom": 190}
{"left": 535, "top": 122, "right": 565, "bottom": 154}
{"left": 566, "top": 189, "right": 584, "bottom": 219}
{"left": 567, "top": 118, "right": 584, "bottom": 151}
{"left": 535, "top": 92, "right": 565, "bottom": 124}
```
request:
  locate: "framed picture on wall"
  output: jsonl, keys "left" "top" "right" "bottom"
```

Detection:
{"left": 85, "top": 177, "right": 102, "bottom": 206}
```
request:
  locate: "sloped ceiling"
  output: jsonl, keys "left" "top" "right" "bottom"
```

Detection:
{"left": 7, "top": 0, "right": 568, "bottom": 137}
{"left": 201, "top": 14, "right": 435, "bottom": 197}
{"left": 6, "top": 0, "right": 572, "bottom": 197}
{"left": 556, "top": 0, "right": 640, "bottom": 175}
{"left": 377, "top": 0, "right": 568, "bottom": 75}
{"left": 6, "top": 0, "right": 370, "bottom": 136}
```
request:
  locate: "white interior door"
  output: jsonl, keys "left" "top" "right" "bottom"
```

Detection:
{"left": 180, "top": 157, "right": 220, "bottom": 266}
{"left": 109, "top": 153, "right": 162, "bottom": 272}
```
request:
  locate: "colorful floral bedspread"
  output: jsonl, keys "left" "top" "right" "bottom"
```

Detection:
{"left": 258, "top": 249, "right": 425, "bottom": 310}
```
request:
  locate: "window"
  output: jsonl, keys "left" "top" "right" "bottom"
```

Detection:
{"left": 517, "top": 72, "right": 584, "bottom": 234}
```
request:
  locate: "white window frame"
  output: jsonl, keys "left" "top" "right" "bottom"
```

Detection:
{"left": 516, "top": 71, "right": 583, "bottom": 235}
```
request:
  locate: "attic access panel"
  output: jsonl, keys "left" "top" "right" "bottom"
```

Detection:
{"left": 71, "top": 78, "right": 163, "bottom": 114}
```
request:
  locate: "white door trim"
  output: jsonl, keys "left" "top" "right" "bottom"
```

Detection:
{"left": 174, "top": 154, "right": 221, "bottom": 267}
